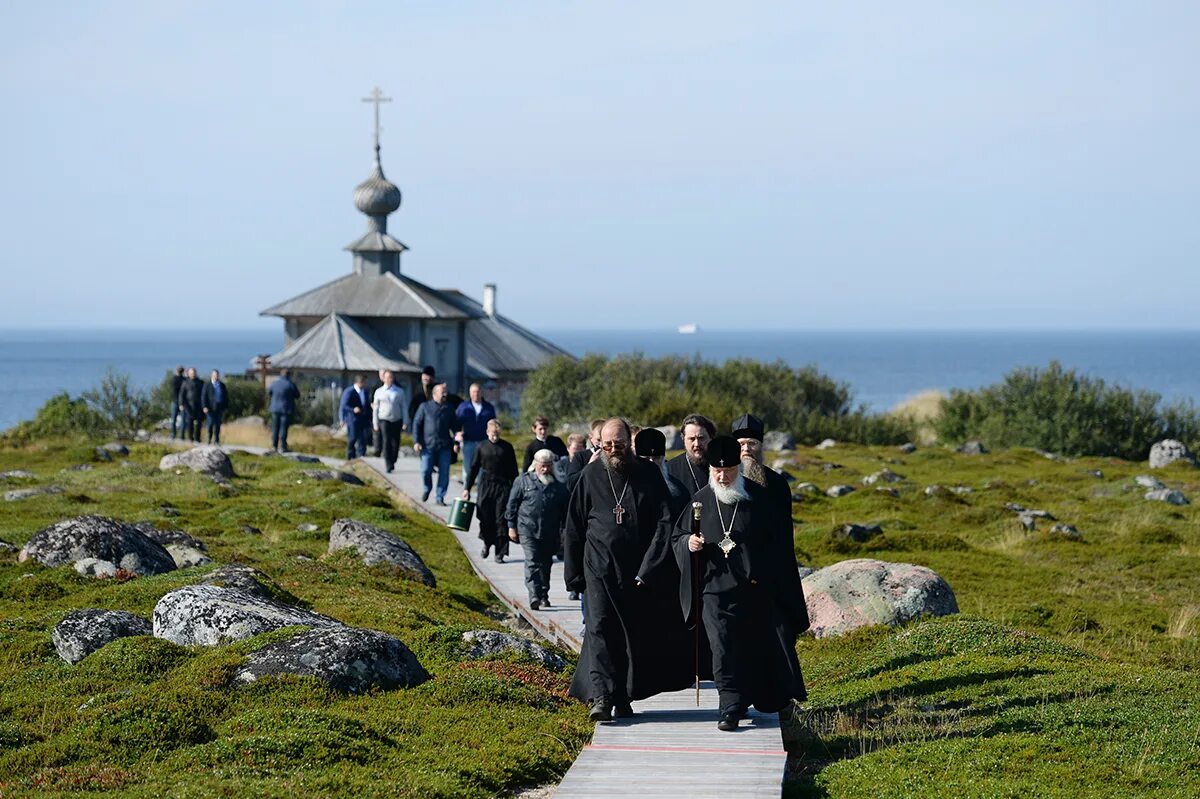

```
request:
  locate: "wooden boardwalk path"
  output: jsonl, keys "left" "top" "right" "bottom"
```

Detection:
{"left": 156, "top": 440, "right": 788, "bottom": 795}
{"left": 360, "top": 452, "right": 789, "bottom": 798}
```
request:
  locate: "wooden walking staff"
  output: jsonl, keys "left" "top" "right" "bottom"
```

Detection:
{"left": 690, "top": 501, "right": 703, "bottom": 706}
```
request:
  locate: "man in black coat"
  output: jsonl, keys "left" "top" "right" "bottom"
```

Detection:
{"left": 665, "top": 413, "right": 716, "bottom": 498}
{"left": 412, "top": 383, "right": 460, "bottom": 505}
{"left": 522, "top": 414, "right": 568, "bottom": 472}
{"left": 563, "top": 418, "right": 693, "bottom": 721}
{"left": 672, "top": 436, "right": 808, "bottom": 731}
{"left": 634, "top": 427, "right": 690, "bottom": 523}
{"left": 169, "top": 366, "right": 185, "bottom": 440}
{"left": 200, "top": 370, "right": 229, "bottom": 445}
{"left": 731, "top": 413, "right": 793, "bottom": 517}
{"left": 177, "top": 367, "right": 205, "bottom": 443}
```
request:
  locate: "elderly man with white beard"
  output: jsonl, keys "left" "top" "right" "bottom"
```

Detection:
{"left": 506, "top": 449, "right": 569, "bottom": 609}
{"left": 671, "top": 435, "right": 809, "bottom": 731}
{"left": 564, "top": 418, "right": 693, "bottom": 721}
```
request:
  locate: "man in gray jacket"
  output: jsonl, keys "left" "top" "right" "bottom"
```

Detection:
{"left": 506, "top": 449, "right": 570, "bottom": 609}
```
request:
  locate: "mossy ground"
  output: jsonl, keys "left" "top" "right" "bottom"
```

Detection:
{"left": 1, "top": 439, "right": 1198, "bottom": 797}
{"left": 0, "top": 440, "right": 588, "bottom": 798}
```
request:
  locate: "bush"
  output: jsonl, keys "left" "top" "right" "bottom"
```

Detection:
{"left": 1, "top": 392, "right": 106, "bottom": 443}
{"left": 80, "top": 368, "right": 154, "bottom": 438}
{"left": 934, "top": 361, "right": 1200, "bottom": 459}
{"left": 520, "top": 354, "right": 912, "bottom": 445}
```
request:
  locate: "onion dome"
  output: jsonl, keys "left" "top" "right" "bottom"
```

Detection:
{"left": 353, "top": 146, "right": 401, "bottom": 217}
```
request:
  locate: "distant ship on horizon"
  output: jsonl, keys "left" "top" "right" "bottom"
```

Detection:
{"left": 677, "top": 323, "right": 698, "bottom": 335}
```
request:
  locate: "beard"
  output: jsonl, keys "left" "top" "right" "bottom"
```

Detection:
{"left": 601, "top": 448, "right": 632, "bottom": 475}
{"left": 537, "top": 471, "right": 555, "bottom": 486}
{"left": 686, "top": 450, "right": 707, "bottom": 467}
{"left": 741, "top": 456, "right": 767, "bottom": 487}
{"left": 710, "top": 473, "right": 751, "bottom": 505}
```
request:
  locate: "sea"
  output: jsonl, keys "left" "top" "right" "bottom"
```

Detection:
{"left": 1, "top": 328, "right": 1199, "bottom": 432}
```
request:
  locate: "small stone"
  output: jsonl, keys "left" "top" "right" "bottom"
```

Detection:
{"left": 239, "top": 524, "right": 262, "bottom": 536}
{"left": 299, "top": 469, "right": 365, "bottom": 486}
{"left": 63, "top": 464, "right": 94, "bottom": 472}
{"left": 0, "top": 470, "right": 36, "bottom": 479}
{"left": 233, "top": 626, "right": 428, "bottom": 693}
{"left": 159, "top": 505, "right": 180, "bottom": 517}
{"left": 282, "top": 453, "right": 322, "bottom": 464}
{"left": 815, "top": 438, "right": 837, "bottom": 451}
{"left": 898, "top": 443, "right": 917, "bottom": 454}
{"left": 297, "top": 523, "right": 320, "bottom": 533}
{"left": 948, "top": 486, "right": 974, "bottom": 495}
{"left": 100, "top": 442, "right": 130, "bottom": 455}
{"left": 763, "top": 431, "right": 796, "bottom": 451}
{"left": 1004, "top": 502, "right": 1026, "bottom": 512}
{"left": 129, "top": 523, "right": 211, "bottom": 569}
{"left": 5, "top": 486, "right": 64, "bottom": 501}
{"left": 875, "top": 487, "right": 900, "bottom": 497}
{"left": 1145, "top": 488, "right": 1189, "bottom": 506}
{"left": 296, "top": 507, "right": 311, "bottom": 515}
{"left": 461, "top": 630, "right": 568, "bottom": 671}
{"left": 1047, "top": 524, "right": 1083, "bottom": 540}
{"left": 862, "top": 468, "right": 904, "bottom": 486}
{"left": 0, "top": 539, "right": 17, "bottom": 555}
{"left": 797, "top": 565, "right": 817, "bottom": 580}
{"left": 328, "top": 519, "right": 436, "bottom": 586}
{"left": 956, "top": 440, "right": 988, "bottom": 455}
{"left": 94, "top": 449, "right": 112, "bottom": 462}
{"left": 924, "top": 485, "right": 944, "bottom": 497}
{"left": 794, "top": 482, "right": 821, "bottom": 494}
{"left": 1135, "top": 475, "right": 1165, "bottom": 490}
{"left": 835, "top": 523, "right": 882, "bottom": 543}
{"left": 826, "top": 485, "right": 855, "bottom": 498}
{"left": 74, "top": 558, "right": 119, "bottom": 578}
{"left": 1149, "top": 439, "right": 1196, "bottom": 469}
{"left": 820, "top": 463, "right": 844, "bottom": 472}
{"left": 1086, "top": 469, "right": 1103, "bottom": 479}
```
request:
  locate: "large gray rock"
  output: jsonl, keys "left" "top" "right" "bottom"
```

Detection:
{"left": 1145, "top": 488, "right": 1189, "bottom": 506}
{"left": 200, "top": 564, "right": 288, "bottom": 601}
{"left": 300, "top": 469, "right": 365, "bottom": 486}
{"left": 5, "top": 486, "right": 64, "bottom": 502}
{"left": 656, "top": 426, "right": 683, "bottom": 451}
{"left": 764, "top": 431, "right": 796, "bottom": 451}
{"left": 159, "top": 446, "right": 234, "bottom": 479}
{"left": 53, "top": 609, "right": 152, "bottom": 664}
{"left": 19, "top": 515, "right": 176, "bottom": 576}
{"left": 802, "top": 558, "right": 959, "bottom": 638}
{"left": 153, "top": 584, "right": 339, "bottom": 646}
{"left": 0, "top": 538, "right": 17, "bottom": 556}
{"left": 956, "top": 440, "right": 988, "bottom": 455}
{"left": 815, "top": 438, "right": 837, "bottom": 451}
{"left": 100, "top": 442, "right": 130, "bottom": 455}
{"left": 130, "top": 523, "right": 212, "bottom": 569}
{"left": 1149, "top": 440, "right": 1196, "bottom": 469}
{"left": 233, "top": 626, "right": 427, "bottom": 693}
{"left": 826, "top": 484, "right": 855, "bottom": 498}
{"left": 328, "top": 519, "right": 436, "bottom": 587}
{"left": 461, "top": 630, "right": 568, "bottom": 672}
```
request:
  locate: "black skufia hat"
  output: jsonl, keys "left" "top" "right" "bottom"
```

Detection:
{"left": 730, "top": 413, "right": 764, "bottom": 441}
{"left": 634, "top": 427, "right": 666, "bottom": 457}
{"left": 706, "top": 435, "right": 741, "bottom": 468}
{"left": 422, "top": 365, "right": 436, "bottom": 377}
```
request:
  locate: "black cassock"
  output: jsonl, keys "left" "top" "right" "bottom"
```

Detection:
{"left": 670, "top": 480, "right": 809, "bottom": 714}
{"left": 564, "top": 458, "right": 694, "bottom": 704}
{"left": 465, "top": 438, "right": 519, "bottom": 557}
{"left": 666, "top": 453, "right": 708, "bottom": 499}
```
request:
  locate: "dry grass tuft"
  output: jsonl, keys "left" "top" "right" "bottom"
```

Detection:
{"left": 1167, "top": 605, "right": 1200, "bottom": 639}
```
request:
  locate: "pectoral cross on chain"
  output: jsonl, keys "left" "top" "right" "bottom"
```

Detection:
{"left": 613, "top": 504, "right": 626, "bottom": 525}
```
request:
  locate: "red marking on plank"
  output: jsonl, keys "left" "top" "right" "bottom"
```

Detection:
{"left": 587, "top": 744, "right": 785, "bottom": 756}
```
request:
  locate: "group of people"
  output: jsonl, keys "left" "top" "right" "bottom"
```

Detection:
{"left": 170, "top": 366, "right": 231, "bottom": 444}
{"left": 461, "top": 410, "right": 810, "bottom": 732}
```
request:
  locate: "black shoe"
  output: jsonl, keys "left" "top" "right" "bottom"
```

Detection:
{"left": 480, "top": 546, "right": 490, "bottom": 558}
{"left": 717, "top": 713, "right": 740, "bottom": 732}
{"left": 568, "top": 591, "right": 580, "bottom": 601}
{"left": 540, "top": 595, "right": 551, "bottom": 607}
{"left": 421, "top": 490, "right": 430, "bottom": 501}
{"left": 530, "top": 598, "right": 541, "bottom": 610}
{"left": 494, "top": 554, "right": 505, "bottom": 564}
{"left": 613, "top": 702, "right": 633, "bottom": 718}
{"left": 589, "top": 699, "right": 613, "bottom": 722}
{"left": 436, "top": 499, "right": 447, "bottom": 506}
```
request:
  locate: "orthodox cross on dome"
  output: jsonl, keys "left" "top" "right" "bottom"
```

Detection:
{"left": 361, "top": 86, "right": 392, "bottom": 155}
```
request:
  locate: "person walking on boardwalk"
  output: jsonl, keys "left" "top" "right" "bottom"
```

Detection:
{"left": 267, "top": 368, "right": 300, "bottom": 453}
{"left": 672, "top": 435, "right": 809, "bottom": 731}
{"left": 412, "top": 382, "right": 459, "bottom": 505}
{"left": 372, "top": 370, "right": 408, "bottom": 473}
{"left": 522, "top": 415, "right": 568, "bottom": 472}
{"left": 463, "top": 419, "right": 518, "bottom": 562}
{"left": 507, "top": 448, "right": 570, "bottom": 607}
{"left": 634, "top": 427, "right": 690, "bottom": 522}
{"left": 665, "top": 413, "right": 716, "bottom": 498}
{"left": 564, "top": 417, "right": 693, "bottom": 721}
{"left": 455, "top": 383, "right": 496, "bottom": 484}
{"left": 177, "top": 367, "right": 204, "bottom": 444}
{"left": 169, "top": 366, "right": 186, "bottom": 440}
{"left": 201, "top": 369, "right": 229, "bottom": 445}
{"left": 731, "top": 413, "right": 793, "bottom": 517}
{"left": 340, "top": 374, "right": 372, "bottom": 460}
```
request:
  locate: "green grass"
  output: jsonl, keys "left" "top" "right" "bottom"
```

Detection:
{"left": 0, "top": 439, "right": 588, "bottom": 798}
{"left": 2, "top": 438, "right": 1199, "bottom": 797}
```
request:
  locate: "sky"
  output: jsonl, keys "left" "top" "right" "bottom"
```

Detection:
{"left": 1, "top": 1, "right": 1198, "bottom": 331}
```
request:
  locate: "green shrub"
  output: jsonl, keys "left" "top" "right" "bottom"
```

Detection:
{"left": 520, "top": 354, "right": 912, "bottom": 445}
{"left": 935, "top": 361, "right": 1200, "bottom": 459}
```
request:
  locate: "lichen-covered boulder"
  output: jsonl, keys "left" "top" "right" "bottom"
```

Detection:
{"left": 153, "top": 585, "right": 340, "bottom": 646}
{"left": 5, "top": 486, "right": 64, "bottom": 502}
{"left": 801, "top": 558, "right": 959, "bottom": 638}
{"left": 53, "top": 609, "right": 152, "bottom": 664}
{"left": 299, "top": 469, "right": 365, "bottom": 486}
{"left": 130, "top": 523, "right": 212, "bottom": 569}
{"left": 232, "top": 626, "right": 427, "bottom": 693}
{"left": 1149, "top": 439, "right": 1196, "bottom": 469}
{"left": 19, "top": 515, "right": 176, "bottom": 576}
{"left": 328, "top": 519, "right": 436, "bottom": 587}
{"left": 461, "top": 630, "right": 568, "bottom": 671}
{"left": 0, "top": 538, "right": 17, "bottom": 556}
{"left": 826, "top": 485, "right": 855, "bottom": 498}
{"left": 898, "top": 443, "right": 917, "bottom": 454}
{"left": 159, "top": 446, "right": 234, "bottom": 479}
{"left": 200, "top": 564, "right": 295, "bottom": 603}
{"left": 862, "top": 468, "right": 904, "bottom": 485}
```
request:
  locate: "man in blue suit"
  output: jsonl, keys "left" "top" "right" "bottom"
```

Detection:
{"left": 455, "top": 383, "right": 497, "bottom": 485}
{"left": 339, "top": 374, "right": 372, "bottom": 459}
{"left": 267, "top": 369, "right": 301, "bottom": 453}
{"left": 201, "top": 369, "right": 229, "bottom": 445}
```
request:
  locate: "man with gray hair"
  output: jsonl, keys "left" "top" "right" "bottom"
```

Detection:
{"left": 507, "top": 449, "right": 569, "bottom": 608}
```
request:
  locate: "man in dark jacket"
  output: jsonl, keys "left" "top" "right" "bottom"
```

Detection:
{"left": 412, "top": 383, "right": 460, "bottom": 505}
{"left": 455, "top": 383, "right": 497, "bottom": 484}
{"left": 177, "top": 367, "right": 204, "bottom": 443}
{"left": 522, "top": 415, "right": 569, "bottom": 472}
{"left": 507, "top": 449, "right": 570, "bottom": 608}
{"left": 267, "top": 369, "right": 301, "bottom": 453}
{"left": 407, "top": 365, "right": 437, "bottom": 428}
{"left": 339, "top": 374, "right": 372, "bottom": 459}
{"left": 169, "top": 366, "right": 185, "bottom": 440}
{"left": 201, "top": 370, "right": 229, "bottom": 445}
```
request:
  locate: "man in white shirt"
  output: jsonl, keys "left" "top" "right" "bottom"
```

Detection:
{"left": 372, "top": 370, "right": 409, "bottom": 473}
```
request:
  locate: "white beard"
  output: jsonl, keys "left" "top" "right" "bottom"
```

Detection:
{"left": 537, "top": 472, "right": 555, "bottom": 485}
{"left": 709, "top": 474, "right": 751, "bottom": 505}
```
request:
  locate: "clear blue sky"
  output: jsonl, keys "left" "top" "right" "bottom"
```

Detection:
{"left": 1, "top": 2, "right": 1197, "bottom": 331}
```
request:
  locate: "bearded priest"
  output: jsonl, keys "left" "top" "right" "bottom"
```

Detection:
{"left": 672, "top": 435, "right": 809, "bottom": 731}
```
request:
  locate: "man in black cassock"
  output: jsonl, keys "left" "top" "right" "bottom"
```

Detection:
{"left": 673, "top": 435, "right": 809, "bottom": 731}
{"left": 665, "top": 413, "right": 716, "bottom": 498}
{"left": 635, "top": 427, "right": 690, "bottom": 523}
{"left": 564, "top": 417, "right": 692, "bottom": 721}
{"left": 731, "top": 413, "right": 793, "bottom": 517}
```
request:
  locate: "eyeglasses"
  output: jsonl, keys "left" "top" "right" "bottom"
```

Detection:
{"left": 601, "top": 441, "right": 627, "bottom": 452}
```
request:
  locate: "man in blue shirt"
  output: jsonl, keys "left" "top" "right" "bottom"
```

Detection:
{"left": 267, "top": 369, "right": 301, "bottom": 453}
{"left": 201, "top": 369, "right": 229, "bottom": 445}
{"left": 338, "top": 374, "right": 372, "bottom": 459}
{"left": 412, "top": 382, "right": 461, "bottom": 505}
{"left": 455, "top": 383, "right": 497, "bottom": 486}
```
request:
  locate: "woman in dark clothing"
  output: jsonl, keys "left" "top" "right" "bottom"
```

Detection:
{"left": 463, "top": 420, "right": 519, "bottom": 562}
